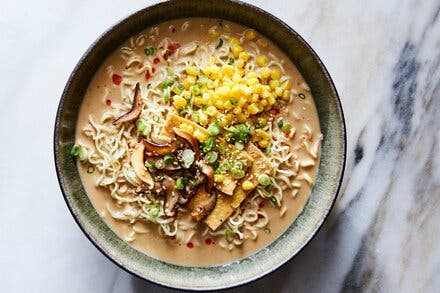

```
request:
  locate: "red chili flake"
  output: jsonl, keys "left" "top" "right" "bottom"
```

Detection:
{"left": 152, "top": 67, "right": 156, "bottom": 73}
{"left": 171, "top": 27, "right": 176, "bottom": 33}
{"left": 258, "top": 214, "right": 264, "bottom": 219}
{"left": 163, "top": 51, "right": 171, "bottom": 60}
{"left": 259, "top": 202, "right": 265, "bottom": 209}
{"left": 170, "top": 236, "right": 176, "bottom": 240}
{"left": 241, "top": 208, "right": 245, "bottom": 214}
{"left": 112, "top": 74, "right": 122, "bottom": 85}
{"left": 274, "top": 108, "right": 280, "bottom": 115}
{"left": 145, "top": 70, "right": 151, "bottom": 81}
{"left": 106, "top": 99, "right": 111, "bottom": 106}
{"left": 153, "top": 57, "right": 160, "bottom": 64}
{"left": 205, "top": 238, "right": 212, "bottom": 245}
{"left": 138, "top": 63, "right": 143, "bottom": 69}
{"left": 168, "top": 43, "right": 181, "bottom": 54}
{"left": 186, "top": 242, "right": 194, "bottom": 248}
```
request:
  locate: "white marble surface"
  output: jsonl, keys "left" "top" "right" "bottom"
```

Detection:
{"left": 0, "top": 0, "right": 439, "bottom": 292}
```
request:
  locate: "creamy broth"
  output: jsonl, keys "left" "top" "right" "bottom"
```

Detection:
{"left": 75, "top": 18, "right": 321, "bottom": 266}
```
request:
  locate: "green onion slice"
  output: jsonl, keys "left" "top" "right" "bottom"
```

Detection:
{"left": 78, "top": 148, "right": 88, "bottom": 162}
{"left": 205, "top": 151, "right": 218, "bottom": 164}
{"left": 207, "top": 122, "right": 220, "bottom": 136}
{"left": 154, "top": 159, "right": 166, "bottom": 169}
{"left": 69, "top": 145, "right": 80, "bottom": 157}
{"left": 298, "top": 93, "right": 306, "bottom": 99}
{"left": 258, "top": 174, "right": 272, "bottom": 186}
{"left": 230, "top": 168, "right": 245, "bottom": 179}
{"left": 86, "top": 166, "right": 95, "bottom": 174}
{"left": 176, "top": 178, "right": 184, "bottom": 190}
{"left": 215, "top": 38, "right": 224, "bottom": 49}
{"left": 225, "top": 229, "right": 234, "bottom": 242}
{"left": 182, "top": 149, "right": 195, "bottom": 169}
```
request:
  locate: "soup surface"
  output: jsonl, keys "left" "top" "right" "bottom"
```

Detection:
{"left": 74, "top": 18, "right": 322, "bottom": 266}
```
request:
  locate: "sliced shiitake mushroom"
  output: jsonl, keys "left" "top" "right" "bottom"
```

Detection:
{"left": 142, "top": 139, "right": 177, "bottom": 156}
{"left": 130, "top": 143, "right": 154, "bottom": 188}
{"left": 113, "top": 83, "right": 142, "bottom": 125}
{"left": 200, "top": 162, "right": 214, "bottom": 193}
{"left": 172, "top": 127, "right": 200, "bottom": 162}
{"left": 163, "top": 176, "right": 180, "bottom": 217}
{"left": 190, "top": 186, "right": 217, "bottom": 222}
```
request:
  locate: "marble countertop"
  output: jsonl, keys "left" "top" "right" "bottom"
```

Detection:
{"left": 0, "top": 0, "right": 438, "bottom": 292}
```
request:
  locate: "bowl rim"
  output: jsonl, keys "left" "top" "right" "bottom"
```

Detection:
{"left": 54, "top": 0, "right": 346, "bottom": 290}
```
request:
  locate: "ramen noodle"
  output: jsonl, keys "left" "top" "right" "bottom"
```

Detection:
{"left": 73, "top": 18, "right": 322, "bottom": 265}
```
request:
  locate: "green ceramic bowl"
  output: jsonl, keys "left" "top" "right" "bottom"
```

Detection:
{"left": 54, "top": 0, "right": 346, "bottom": 290}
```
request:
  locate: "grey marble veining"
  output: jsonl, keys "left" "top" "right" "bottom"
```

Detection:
{"left": 0, "top": 0, "right": 438, "bottom": 292}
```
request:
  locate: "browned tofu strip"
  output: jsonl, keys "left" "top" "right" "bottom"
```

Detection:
{"left": 160, "top": 113, "right": 209, "bottom": 137}
{"left": 204, "top": 143, "right": 273, "bottom": 230}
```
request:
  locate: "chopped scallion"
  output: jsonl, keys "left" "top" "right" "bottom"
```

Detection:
{"left": 207, "top": 122, "right": 220, "bottom": 136}
{"left": 202, "top": 137, "right": 215, "bottom": 153}
{"left": 154, "top": 159, "right": 166, "bottom": 169}
{"left": 215, "top": 38, "right": 224, "bottom": 49}
{"left": 163, "top": 86, "right": 171, "bottom": 103}
{"left": 281, "top": 123, "right": 292, "bottom": 134}
{"left": 69, "top": 145, "right": 80, "bottom": 157}
{"left": 176, "top": 178, "right": 184, "bottom": 190}
{"left": 152, "top": 115, "right": 160, "bottom": 122}
{"left": 298, "top": 93, "right": 306, "bottom": 100}
{"left": 162, "top": 79, "right": 174, "bottom": 89}
{"left": 163, "top": 154, "right": 174, "bottom": 165}
{"left": 228, "top": 57, "right": 235, "bottom": 64}
{"left": 258, "top": 174, "right": 272, "bottom": 186}
{"left": 182, "top": 149, "right": 195, "bottom": 169}
{"left": 264, "top": 228, "right": 271, "bottom": 234}
{"left": 229, "top": 98, "right": 236, "bottom": 106}
{"left": 277, "top": 119, "right": 284, "bottom": 128}
{"left": 78, "top": 148, "right": 88, "bottom": 162}
{"left": 86, "top": 166, "right": 95, "bottom": 174}
{"left": 225, "top": 229, "right": 234, "bottom": 242}
{"left": 230, "top": 168, "right": 245, "bottom": 179}
{"left": 205, "top": 151, "right": 218, "bottom": 164}
{"left": 145, "top": 161, "right": 155, "bottom": 172}
{"left": 148, "top": 204, "right": 160, "bottom": 218}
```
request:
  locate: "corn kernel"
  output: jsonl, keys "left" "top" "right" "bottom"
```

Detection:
{"left": 256, "top": 129, "right": 271, "bottom": 140}
{"left": 221, "top": 65, "right": 234, "bottom": 77}
{"left": 215, "top": 99, "right": 224, "bottom": 109}
{"left": 269, "top": 80, "right": 280, "bottom": 90}
{"left": 244, "top": 29, "right": 256, "bottom": 40}
{"left": 193, "top": 129, "right": 208, "bottom": 142}
{"left": 251, "top": 84, "right": 262, "bottom": 94}
{"left": 199, "top": 112, "right": 209, "bottom": 125}
{"left": 238, "top": 51, "right": 249, "bottom": 61}
{"left": 218, "top": 115, "right": 228, "bottom": 127}
{"left": 186, "top": 66, "right": 198, "bottom": 76}
{"left": 271, "top": 69, "right": 281, "bottom": 80}
{"left": 258, "top": 140, "right": 269, "bottom": 148}
{"left": 257, "top": 55, "right": 268, "bottom": 67}
{"left": 251, "top": 94, "right": 259, "bottom": 103}
{"left": 209, "top": 29, "right": 220, "bottom": 38}
{"left": 232, "top": 45, "right": 244, "bottom": 57}
{"left": 247, "top": 72, "right": 258, "bottom": 79}
{"left": 206, "top": 106, "right": 218, "bottom": 117}
{"left": 268, "top": 95, "right": 276, "bottom": 105}
{"left": 237, "top": 97, "right": 247, "bottom": 107}
{"left": 173, "top": 95, "right": 187, "bottom": 109}
{"left": 237, "top": 113, "right": 247, "bottom": 122}
{"left": 248, "top": 103, "right": 259, "bottom": 115}
{"left": 233, "top": 106, "right": 242, "bottom": 115}
{"left": 235, "top": 59, "right": 245, "bottom": 68}
{"left": 257, "top": 117, "right": 267, "bottom": 126}
{"left": 256, "top": 39, "right": 268, "bottom": 48}
{"left": 194, "top": 97, "right": 203, "bottom": 106}
{"left": 226, "top": 113, "right": 234, "bottom": 123}
{"left": 247, "top": 78, "right": 259, "bottom": 86}
{"left": 242, "top": 180, "right": 254, "bottom": 190}
{"left": 179, "top": 123, "right": 194, "bottom": 134}
{"left": 261, "top": 99, "right": 268, "bottom": 106}
{"left": 282, "top": 90, "right": 291, "bottom": 101}
{"left": 275, "top": 87, "right": 283, "bottom": 97}
{"left": 282, "top": 80, "right": 292, "bottom": 90}
{"left": 260, "top": 67, "right": 272, "bottom": 79}
{"left": 214, "top": 174, "right": 225, "bottom": 183}
{"left": 224, "top": 100, "right": 233, "bottom": 110}
{"left": 229, "top": 37, "right": 241, "bottom": 47}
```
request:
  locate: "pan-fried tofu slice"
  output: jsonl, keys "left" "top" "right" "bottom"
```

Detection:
{"left": 160, "top": 113, "right": 209, "bottom": 137}
{"left": 204, "top": 143, "right": 273, "bottom": 230}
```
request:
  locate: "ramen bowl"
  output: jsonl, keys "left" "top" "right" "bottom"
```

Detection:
{"left": 54, "top": 0, "right": 346, "bottom": 290}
